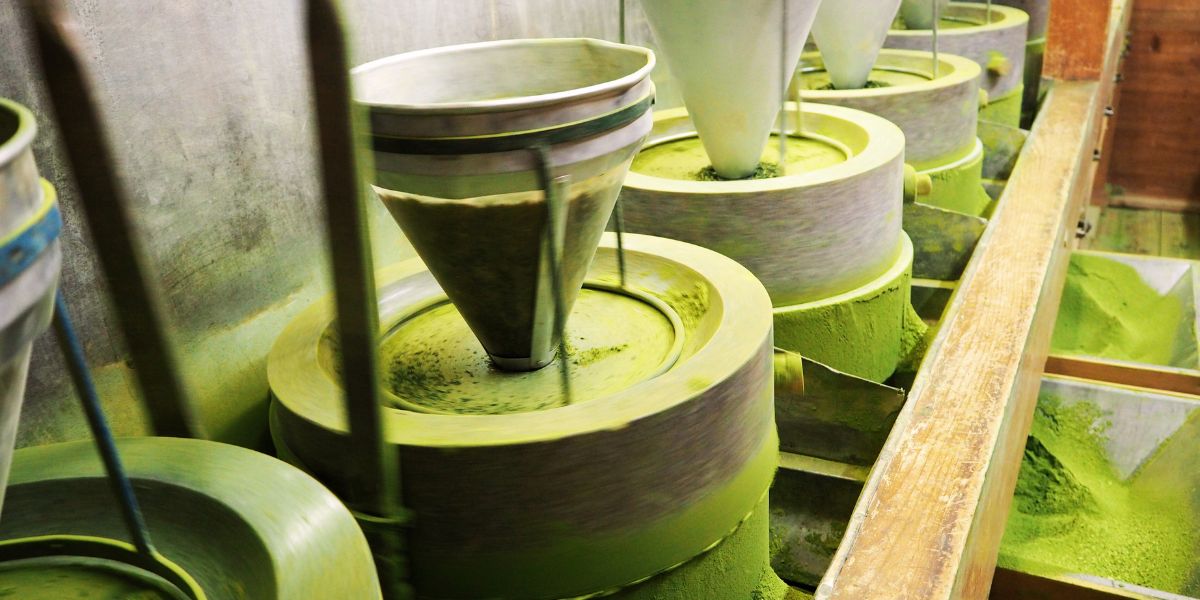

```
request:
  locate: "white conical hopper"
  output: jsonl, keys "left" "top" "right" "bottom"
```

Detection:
{"left": 0, "top": 98, "right": 60, "bottom": 517}
{"left": 640, "top": 0, "right": 823, "bottom": 179}
{"left": 353, "top": 39, "right": 655, "bottom": 371}
{"left": 900, "top": 0, "right": 950, "bottom": 29}
{"left": 811, "top": 0, "right": 904, "bottom": 89}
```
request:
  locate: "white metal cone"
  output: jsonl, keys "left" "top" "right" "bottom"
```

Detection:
{"left": 641, "top": 0, "right": 823, "bottom": 179}
{"left": 900, "top": 0, "right": 950, "bottom": 29}
{"left": 811, "top": 0, "right": 904, "bottom": 89}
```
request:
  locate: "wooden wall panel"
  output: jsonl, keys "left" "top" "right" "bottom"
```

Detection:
{"left": 1107, "top": 0, "right": 1200, "bottom": 205}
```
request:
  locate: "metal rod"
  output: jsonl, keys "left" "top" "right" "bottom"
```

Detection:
{"left": 23, "top": 0, "right": 202, "bottom": 440}
{"left": 932, "top": 0, "right": 940, "bottom": 77}
{"left": 52, "top": 292, "right": 156, "bottom": 557}
{"left": 614, "top": 0, "right": 629, "bottom": 287}
{"left": 534, "top": 146, "right": 574, "bottom": 405}
{"left": 304, "top": 1, "right": 410, "bottom": 598}
{"left": 614, "top": 197, "right": 628, "bottom": 288}
{"left": 618, "top": 0, "right": 626, "bottom": 44}
{"left": 778, "top": 0, "right": 789, "bottom": 175}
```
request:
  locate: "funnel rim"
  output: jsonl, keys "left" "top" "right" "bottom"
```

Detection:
{"left": 622, "top": 103, "right": 905, "bottom": 195}
{"left": 798, "top": 49, "right": 981, "bottom": 99}
{"left": 0, "top": 98, "right": 36, "bottom": 170}
{"left": 267, "top": 234, "right": 773, "bottom": 447}
{"left": 889, "top": 2, "right": 1029, "bottom": 36}
{"left": 352, "top": 38, "right": 655, "bottom": 115}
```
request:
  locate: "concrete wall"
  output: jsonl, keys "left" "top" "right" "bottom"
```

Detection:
{"left": 0, "top": 0, "right": 680, "bottom": 448}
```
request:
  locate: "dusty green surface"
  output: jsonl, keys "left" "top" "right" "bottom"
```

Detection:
{"left": 0, "top": 560, "right": 175, "bottom": 599}
{"left": 632, "top": 134, "right": 847, "bottom": 181}
{"left": 1050, "top": 254, "right": 1198, "bottom": 368}
{"left": 376, "top": 288, "right": 675, "bottom": 414}
{"left": 1000, "top": 394, "right": 1200, "bottom": 594}
{"left": 979, "top": 84, "right": 1024, "bottom": 128}
{"left": 918, "top": 147, "right": 990, "bottom": 217}
{"left": 799, "top": 69, "right": 929, "bottom": 91}
{"left": 774, "top": 243, "right": 914, "bottom": 383}
{"left": 609, "top": 497, "right": 801, "bottom": 600}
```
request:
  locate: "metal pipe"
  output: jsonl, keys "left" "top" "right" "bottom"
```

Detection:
{"left": 615, "top": 0, "right": 628, "bottom": 287}
{"left": 303, "top": 1, "right": 410, "bottom": 597}
{"left": 23, "top": 0, "right": 202, "bottom": 440}
{"left": 779, "top": 0, "right": 789, "bottom": 175}
{"left": 533, "top": 147, "right": 573, "bottom": 405}
{"left": 932, "top": 0, "right": 940, "bottom": 77}
{"left": 52, "top": 293, "right": 156, "bottom": 557}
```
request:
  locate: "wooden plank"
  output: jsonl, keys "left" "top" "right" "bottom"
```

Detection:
{"left": 818, "top": 2, "right": 1131, "bottom": 597}
{"left": 992, "top": 567, "right": 1159, "bottom": 599}
{"left": 1045, "top": 355, "right": 1200, "bottom": 396}
{"left": 1160, "top": 210, "right": 1200, "bottom": 259}
{"left": 1045, "top": 0, "right": 1116, "bottom": 79}
{"left": 1112, "top": 193, "right": 1200, "bottom": 214}
{"left": 1091, "top": 207, "right": 1162, "bottom": 255}
{"left": 1107, "top": 1, "right": 1200, "bottom": 205}
{"left": 820, "top": 80, "right": 1102, "bottom": 600}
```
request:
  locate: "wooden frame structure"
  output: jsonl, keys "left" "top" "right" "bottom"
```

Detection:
{"left": 816, "top": 1, "right": 1135, "bottom": 598}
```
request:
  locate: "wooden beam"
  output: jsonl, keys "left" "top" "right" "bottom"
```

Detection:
{"left": 816, "top": 2, "right": 1132, "bottom": 598}
{"left": 1045, "top": 0, "right": 1119, "bottom": 79}
{"left": 1045, "top": 355, "right": 1200, "bottom": 396}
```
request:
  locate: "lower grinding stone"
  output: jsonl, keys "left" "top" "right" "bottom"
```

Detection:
{"left": 269, "top": 233, "right": 778, "bottom": 600}
{"left": 620, "top": 103, "right": 906, "bottom": 307}
{"left": 608, "top": 497, "right": 802, "bottom": 600}
{"left": 774, "top": 233, "right": 922, "bottom": 382}
{"left": 794, "top": 49, "right": 983, "bottom": 172}
{"left": 919, "top": 138, "right": 991, "bottom": 216}
{"left": 980, "top": 84, "right": 1025, "bottom": 128}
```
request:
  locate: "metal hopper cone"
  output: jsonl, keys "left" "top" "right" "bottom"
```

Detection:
{"left": 811, "top": 0, "right": 905, "bottom": 89}
{"left": 639, "top": 0, "right": 824, "bottom": 179}
{"left": 354, "top": 39, "right": 655, "bottom": 371}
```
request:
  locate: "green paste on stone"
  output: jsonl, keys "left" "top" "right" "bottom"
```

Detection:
{"left": 892, "top": 15, "right": 978, "bottom": 30}
{"left": 377, "top": 288, "right": 676, "bottom": 415}
{"left": 1050, "top": 254, "right": 1198, "bottom": 368}
{"left": 801, "top": 69, "right": 929, "bottom": 92}
{"left": 632, "top": 134, "right": 847, "bottom": 182}
{"left": 1000, "top": 394, "right": 1200, "bottom": 594}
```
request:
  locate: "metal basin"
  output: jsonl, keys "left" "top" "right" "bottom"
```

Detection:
{"left": 0, "top": 437, "right": 381, "bottom": 599}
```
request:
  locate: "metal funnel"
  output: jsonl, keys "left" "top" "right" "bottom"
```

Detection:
{"left": 640, "top": 0, "right": 823, "bottom": 179}
{"left": 811, "top": 0, "right": 904, "bottom": 89}
{"left": 900, "top": 0, "right": 951, "bottom": 29}
{"left": 354, "top": 39, "right": 655, "bottom": 371}
{"left": 0, "top": 98, "right": 61, "bottom": 515}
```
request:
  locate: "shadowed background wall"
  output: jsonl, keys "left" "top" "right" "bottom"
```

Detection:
{"left": 0, "top": 0, "right": 682, "bottom": 448}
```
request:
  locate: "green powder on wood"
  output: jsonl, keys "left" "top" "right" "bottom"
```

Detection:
{"left": 1050, "top": 254, "right": 1198, "bottom": 368}
{"left": 1000, "top": 394, "right": 1200, "bottom": 594}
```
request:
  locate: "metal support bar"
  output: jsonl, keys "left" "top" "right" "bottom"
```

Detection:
{"left": 23, "top": 0, "right": 201, "bottom": 439}
{"left": 932, "top": 0, "right": 941, "bottom": 77}
{"left": 303, "top": 1, "right": 410, "bottom": 598}
{"left": 779, "top": 0, "right": 790, "bottom": 175}
{"left": 534, "top": 146, "right": 574, "bottom": 405}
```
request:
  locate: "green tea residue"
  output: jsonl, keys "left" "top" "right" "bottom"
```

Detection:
{"left": 378, "top": 288, "right": 675, "bottom": 415}
{"left": 1001, "top": 394, "right": 1200, "bottom": 594}
{"left": 1050, "top": 254, "right": 1197, "bottom": 368}
{"left": 632, "top": 134, "right": 847, "bottom": 181}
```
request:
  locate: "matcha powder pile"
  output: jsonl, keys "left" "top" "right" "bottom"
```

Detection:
{"left": 1000, "top": 394, "right": 1200, "bottom": 594}
{"left": 1050, "top": 254, "right": 1198, "bottom": 368}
